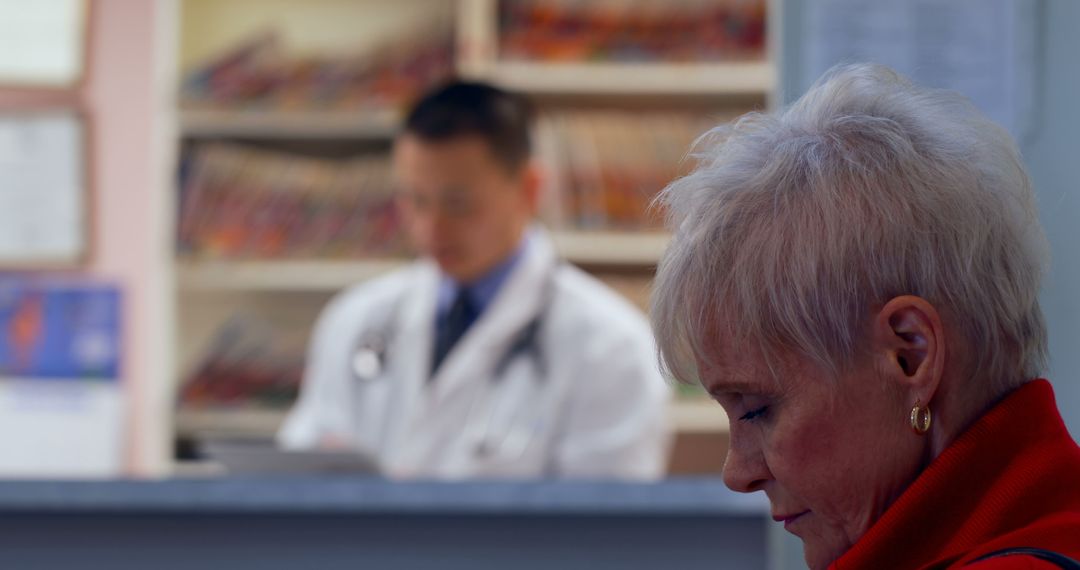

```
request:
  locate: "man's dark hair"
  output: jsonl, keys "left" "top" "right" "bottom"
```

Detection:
{"left": 403, "top": 81, "right": 535, "bottom": 172}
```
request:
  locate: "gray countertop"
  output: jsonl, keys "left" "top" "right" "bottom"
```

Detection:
{"left": 0, "top": 477, "right": 768, "bottom": 516}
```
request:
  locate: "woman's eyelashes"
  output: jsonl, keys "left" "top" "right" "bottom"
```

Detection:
{"left": 739, "top": 406, "right": 769, "bottom": 422}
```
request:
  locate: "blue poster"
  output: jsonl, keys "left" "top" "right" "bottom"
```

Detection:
{"left": 0, "top": 279, "right": 120, "bottom": 380}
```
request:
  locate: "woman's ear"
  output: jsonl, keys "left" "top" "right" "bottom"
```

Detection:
{"left": 872, "top": 295, "right": 946, "bottom": 402}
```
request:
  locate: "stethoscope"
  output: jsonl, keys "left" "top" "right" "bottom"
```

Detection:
{"left": 349, "top": 288, "right": 550, "bottom": 384}
{"left": 348, "top": 263, "right": 559, "bottom": 460}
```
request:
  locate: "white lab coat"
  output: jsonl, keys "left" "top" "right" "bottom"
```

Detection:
{"left": 278, "top": 229, "right": 671, "bottom": 479}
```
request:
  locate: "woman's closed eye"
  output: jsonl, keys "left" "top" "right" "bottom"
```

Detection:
{"left": 739, "top": 406, "right": 769, "bottom": 422}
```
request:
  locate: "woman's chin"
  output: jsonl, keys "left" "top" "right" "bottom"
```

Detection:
{"left": 801, "top": 535, "right": 849, "bottom": 570}
{"left": 803, "top": 546, "right": 835, "bottom": 570}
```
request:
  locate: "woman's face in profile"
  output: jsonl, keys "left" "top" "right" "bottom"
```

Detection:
{"left": 700, "top": 340, "right": 928, "bottom": 569}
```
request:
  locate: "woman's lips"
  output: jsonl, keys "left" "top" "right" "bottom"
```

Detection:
{"left": 773, "top": 510, "right": 810, "bottom": 530}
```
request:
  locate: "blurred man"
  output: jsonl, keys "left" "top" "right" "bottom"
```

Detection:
{"left": 279, "top": 81, "right": 669, "bottom": 479}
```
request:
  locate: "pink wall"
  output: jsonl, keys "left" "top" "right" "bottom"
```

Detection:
{"left": 0, "top": 0, "right": 165, "bottom": 474}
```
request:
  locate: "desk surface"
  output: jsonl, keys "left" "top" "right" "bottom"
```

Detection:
{"left": 0, "top": 478, "right": 773, "bottom": 570}
{"left": 0, "top": 477, "right": 767, "bottom": 515}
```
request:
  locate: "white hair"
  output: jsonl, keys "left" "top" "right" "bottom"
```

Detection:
{"left": 651, "top": 63, "right": 1049, "bottom": 396}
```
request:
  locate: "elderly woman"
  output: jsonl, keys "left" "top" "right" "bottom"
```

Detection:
{"left": 652, "top": 64, "right": 1080, "bottom": 569}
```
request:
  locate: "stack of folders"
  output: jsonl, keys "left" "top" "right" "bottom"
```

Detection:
{"left": 537, "top": 110, "right": 732, "bottom": 230}
{"left": 178, "top": 144, "right": 410, "bottom": 260}
{"left": 180, "top": 29, "right": 454, "bottom": 112}
{"left": 179, "top": 314, "right": 304, "bottom": 410}
{"left": 499, "top": 0, "right": 767, "bottom": 63}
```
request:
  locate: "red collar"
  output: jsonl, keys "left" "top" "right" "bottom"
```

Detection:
{"left": 831, "top": 380, "right": 1080, "bottom": 569}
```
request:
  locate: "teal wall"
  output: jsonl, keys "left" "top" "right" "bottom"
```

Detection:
{"left": 1021, "top": 0, "right": 1080, "bottom": 437}
{"left": 774, "top": 1, "right": 1079, "bottom": 568}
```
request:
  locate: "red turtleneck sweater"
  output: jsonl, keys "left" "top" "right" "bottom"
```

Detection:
{"left": 830, "top": 380, "right": 1080, "bottom": 569}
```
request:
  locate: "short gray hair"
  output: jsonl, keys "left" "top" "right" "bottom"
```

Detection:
{"left": 651, "top": 63, "right": 1049, "bottom": 396}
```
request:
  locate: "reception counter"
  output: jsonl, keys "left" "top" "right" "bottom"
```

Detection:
{"left": 0, "top": 478, "right": 770, "bottom": 569}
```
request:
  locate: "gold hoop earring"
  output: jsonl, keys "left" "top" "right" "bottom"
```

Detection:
{"left": 910, "top": 399, "right": 932, "bottom": 435}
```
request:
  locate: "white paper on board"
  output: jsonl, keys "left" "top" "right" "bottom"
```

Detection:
{"left": 0, "top": 0, "right": 87, "bottom": 86}
{"left": 0, "top": 112, "right": 86, "bottom": 264}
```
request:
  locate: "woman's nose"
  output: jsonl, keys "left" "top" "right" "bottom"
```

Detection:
{"left": 722, "top": 433, "right": 771, "bottom": 493}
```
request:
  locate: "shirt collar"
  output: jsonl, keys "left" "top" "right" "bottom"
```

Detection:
{"left": 436, "top": 231, "right": 531, "bottom": 318}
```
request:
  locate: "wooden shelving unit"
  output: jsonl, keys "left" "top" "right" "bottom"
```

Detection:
{"left": 170, "top": 0, "right": 774, "bottom": 470}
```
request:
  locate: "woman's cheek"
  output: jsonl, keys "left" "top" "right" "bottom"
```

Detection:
{"left": 769, "top": 418, "right": 843, "bottom": 485}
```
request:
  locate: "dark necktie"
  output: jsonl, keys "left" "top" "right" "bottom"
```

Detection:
{"left": 431, "top": 287, "right": 477, "bottom": 377}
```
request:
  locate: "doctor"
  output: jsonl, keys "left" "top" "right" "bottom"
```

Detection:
{"left": 278, "top": 81, "right": 670, "bottom": 479}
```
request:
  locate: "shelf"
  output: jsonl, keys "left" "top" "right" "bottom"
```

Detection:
{"left": 670, "top": 398, "right": 730, "bottom": 433}
{"left": 176, "top": 407, "right": 289, "bottom": 439}
{"left": 552, "top": 230, "right": 670, "bottom": 265}
{"left": 179, "top": 109, "right": 401, "bottom": 139}
{"left": 478, "top": 61, "right": 774, "bottom": 96}
{"left": 177, "top": 259, "right": 408, "bottom": 292}
{"left": 177, "top": 231, "right": 667, "bottom": 292}
{"left": 176, "top": 398, "right": 727, "bottom": 440}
